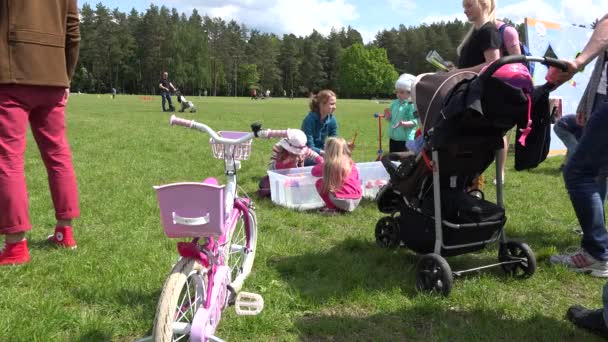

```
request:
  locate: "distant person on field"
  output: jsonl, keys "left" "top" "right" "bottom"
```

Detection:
{"left": 383, "top": 73, "right": 418, "bottom": 153}
{"left": 159, "top": 71, "right": 176, "bottom": 112}
{"left": 0, "top": 0, "right": 81, "bottom": 265}
{"left": 251, "top": 88, "right": 257, "bottom": 100}
{"left": 312, "top": 137, "right": 362, "bottom": 214}
{"left": 111, "top": 87, "right": 116, "bottom": 99}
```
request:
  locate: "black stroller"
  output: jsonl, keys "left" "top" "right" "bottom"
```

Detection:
{"left": 374, "top": 56, "right": 567, "bottom": 296}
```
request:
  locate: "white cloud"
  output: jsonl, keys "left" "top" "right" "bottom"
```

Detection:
{"left": 167, "top": 0, "right": 359, "bottom": 38}
{"left": 388, "top": 0, "right": 416, "bottom": 12}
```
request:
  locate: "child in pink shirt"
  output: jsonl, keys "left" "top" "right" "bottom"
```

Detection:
{"left": 258, "top": 129, "right": 323, "bottom": 198}
{"left": 265, "top": 129, "right": 322, "bottom": 170}
{"left": 311, "top": 137, "right": 362, "bottom": 213}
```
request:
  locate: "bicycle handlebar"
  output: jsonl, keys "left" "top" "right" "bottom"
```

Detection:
{"left": 170, "top": 115, "right": 256, "bottom": 144}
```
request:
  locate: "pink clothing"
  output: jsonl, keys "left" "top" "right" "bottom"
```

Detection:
{"left": 269, "top": 144, "right": 322, "bottom": 170}
{"left": 0, "top": 85, "right": 80, "bottom": 234}
{"left": 311, "top": 162, "right": 362, "bottom": 199}
{"left": 496, "top": 21, "right": 521, "bottom": 55}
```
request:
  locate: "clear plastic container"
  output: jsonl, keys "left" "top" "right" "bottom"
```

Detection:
{"left": 266, "top": 161, "right": 391, "bottom": 209}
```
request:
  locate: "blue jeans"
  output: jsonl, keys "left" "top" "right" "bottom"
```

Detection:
{"left": 554, "top": 114, "right": 583, "bottom": 161}
{"left": 563, "top": 99, "right": 608, "bottom": 260}
{"left": 555, "top": 94, "right": 607, "bottom": 161}
{"left": 161, "top": 91, "right": 173, "bottom": 111}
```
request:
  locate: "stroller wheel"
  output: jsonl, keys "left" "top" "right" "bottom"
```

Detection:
{"left": 415, "top": 254, "right": 453, "bottom": 296}
{"left": 375, "top": 217, "right": 400, "bottom": 249}
{"left": 498, "top": 241, "right": 536, "bottom": 278}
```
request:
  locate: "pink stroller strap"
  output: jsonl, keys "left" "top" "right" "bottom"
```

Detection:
{"left": 517, "top": 94, "right": 533, "bottom": 147}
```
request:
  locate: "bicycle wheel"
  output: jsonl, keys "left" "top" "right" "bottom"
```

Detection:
{"left": 153, "top": 258, "right": 207, "bottom": 342}
{"left": 224, "top": 205, "right": 257, "bottom": 292}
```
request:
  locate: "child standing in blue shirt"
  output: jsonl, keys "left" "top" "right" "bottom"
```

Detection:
{"left": 383, "top": 74, "right": 417, "bottom": 153}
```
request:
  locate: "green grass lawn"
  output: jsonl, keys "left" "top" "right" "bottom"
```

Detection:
{"left": 0, "top": 94, "right": 605, "bottom": 341}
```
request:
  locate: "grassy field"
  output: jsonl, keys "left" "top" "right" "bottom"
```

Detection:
{"left": 0, "top": 94, "right": 605, "bottom": 341}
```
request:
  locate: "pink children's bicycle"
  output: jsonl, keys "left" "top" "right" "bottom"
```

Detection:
{"left": 144, "top": 115, "right": 269, "bottom": 342}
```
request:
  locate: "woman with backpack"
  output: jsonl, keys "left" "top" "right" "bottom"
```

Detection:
{"left": 494, "top": 19, "right": 525, "bottom": 185}
{"left": 456, "top": 0, "right": 501, "bottom": 195}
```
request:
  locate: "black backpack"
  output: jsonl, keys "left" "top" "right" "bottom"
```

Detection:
{"left": 514, "top": 84, "right": 552, "bottom": 170}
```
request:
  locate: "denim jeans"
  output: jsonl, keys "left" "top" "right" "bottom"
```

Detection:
{"left": 563, "top": 99, "right": 608, "bottom": 261}
{"left": 555, "top": 94, "right": 607, "bottom": 161}
{"left": 161, "top": 91, "right": 173, "bottom": 111}
{"left": 554, "top": 114, "right": 583, "bottom": 161}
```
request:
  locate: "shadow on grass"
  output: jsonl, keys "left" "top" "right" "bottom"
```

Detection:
{"left": 294, "top": 303, "right": 598, "bottom": 341}
{"left": 269, "top": 238, "right": 520, "bottom": 303}
{"left": 76, "top": 330, "right": 113, "bottom": 341}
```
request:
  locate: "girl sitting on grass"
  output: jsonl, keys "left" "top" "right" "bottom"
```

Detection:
{"left": 312, "top": 137, "right": 362, "bottom": 214}
{"left": 258, "top": 129, "right": 323, "bottom": 198}
{"left": 266, "top": 129, "right": 322, "bottom": 170}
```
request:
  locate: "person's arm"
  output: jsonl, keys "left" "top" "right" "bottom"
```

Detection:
{"left": 502, "top": 26, "right": 522, "bottom": 55}
{"left": 548, "top": 14, "right": 608, "bottom": 85}
{"left": 301, "top": 116, "right": 322, "bottom": 154}
{"left": 159, "top": 82, "right": 167, "bottom": 91}
{"left": 328, "top": 117, "right": 338, "bottom": 137}
{"left": 311, "top": 163, "right": 324, "bottom": 177}
{"left": 383, "top": 107, "right": 392, "bottom": 120}
{"left": 65, "top": 0, "right": 81, "bottom": 81}
{"left": 169, "top": 82, "right": 177, "bottom": 92}
{"left": 483, "top": 48, "right": 501, "bottom": 64}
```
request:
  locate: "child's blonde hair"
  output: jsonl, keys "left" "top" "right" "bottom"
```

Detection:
{"left": 321, "top": 137, "right": 352, "bottom": 193}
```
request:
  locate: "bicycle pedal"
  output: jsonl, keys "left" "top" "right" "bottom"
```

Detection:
{"left": 234, "top": 292, "right": 264, "bottom": 316}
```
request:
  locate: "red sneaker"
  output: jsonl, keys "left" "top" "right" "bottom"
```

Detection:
{"left": 47, "top": 226, "right": 77, "bottom": 249}
{"left": 0, "top": 240, "right": 30, "bottom": 266}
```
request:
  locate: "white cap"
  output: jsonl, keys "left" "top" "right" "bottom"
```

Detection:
{"left": 278, "top": 129, "right": 307, "bottom": 155}
{"left": 395, "top": 73, "right": 416, "bottom": 92}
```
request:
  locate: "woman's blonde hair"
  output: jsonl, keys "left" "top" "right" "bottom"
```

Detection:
{"left": 456, "top": 0, "right": 497, "bottom": 56}
{"left": 321, "top": 137, "right": 352, "bottom": 193}
{"left": 309, "top": 89, "right": 336, "bottom": 113}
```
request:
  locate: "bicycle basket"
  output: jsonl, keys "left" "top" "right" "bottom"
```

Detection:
{"left": 209, "top": 131, "right": 252, "bottom": 160}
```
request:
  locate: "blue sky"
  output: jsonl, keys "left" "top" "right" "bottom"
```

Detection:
{"left": 82, "top": 0, "right": 607, "bottom": 42}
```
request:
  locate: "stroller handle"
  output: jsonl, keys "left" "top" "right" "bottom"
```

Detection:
{"left": 478, "top": 55, "right": 569, "bottom": 83}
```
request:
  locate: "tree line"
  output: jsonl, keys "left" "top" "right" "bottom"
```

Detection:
{"left": 74, "top": 3, "right": 525, "bottom": 98}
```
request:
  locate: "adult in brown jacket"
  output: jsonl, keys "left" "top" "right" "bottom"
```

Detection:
{"left": 0, "top": 0, "right": 81, "bottom": 265}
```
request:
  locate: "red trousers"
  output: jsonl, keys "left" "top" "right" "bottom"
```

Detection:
{"left": 0, "top": 85, "right": 80, "bottom": 234}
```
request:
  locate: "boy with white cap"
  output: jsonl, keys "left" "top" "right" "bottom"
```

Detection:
{"left": 383, "top": 73, "right": 418, "bottom": 152}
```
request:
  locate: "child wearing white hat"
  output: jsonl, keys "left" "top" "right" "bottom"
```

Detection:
{"left": 383, "top": 73, "right": 418, "bottom": 152}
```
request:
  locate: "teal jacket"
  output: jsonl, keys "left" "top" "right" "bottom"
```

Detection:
{"left": 387, "top": 99, "right": 417, "bottom": 141}
{"left": 301, "top": 111, "right": 338, "bottom": 154}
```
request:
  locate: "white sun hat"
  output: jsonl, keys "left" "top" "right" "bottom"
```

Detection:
{"left": 395, "top": 73, "right": 416, "bottom": 92}
{"left": 278, "top": 129, "right": 307, "bottom": 155}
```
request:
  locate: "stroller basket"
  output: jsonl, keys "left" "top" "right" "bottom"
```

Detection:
{"left": 400, "top": 190, "right": 505, "bottom": 256}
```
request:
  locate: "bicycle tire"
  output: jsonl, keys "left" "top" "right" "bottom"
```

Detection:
{"left": 224, "top": 205, "right": 258, "bottom": 292}
{"left": 152, "top": 258, "right": 207, "bottom": 342}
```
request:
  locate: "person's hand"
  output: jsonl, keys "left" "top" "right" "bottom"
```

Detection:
{"left": 576, "top": 112, "right": 587, "bottom": 127}
{"left": 393, "top": 120, "right": 414, "bottom": 129}
{"left": 383, "top": 108, "right": 391, "bottom": 118}
{"left": 64, "top": 88, "right": 70, "bottom": 103}
{"left": 347, "top": 141, "right": 355, "bottom": 151}
{"left": 546, "top": 60, "right": 578, "bottom": 87}
{"left": 445, "top": 61, "right": 455, "bottom": 71}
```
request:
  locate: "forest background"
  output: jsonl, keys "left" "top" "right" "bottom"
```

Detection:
{"left": 75, "top": 3, "right": 538, "bottom": 99}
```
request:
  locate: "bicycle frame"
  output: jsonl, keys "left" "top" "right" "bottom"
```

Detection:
{"left": 146, "top": 116, "right": 263, "bottom": 342}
